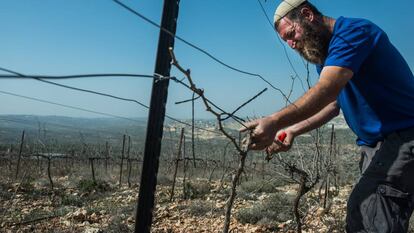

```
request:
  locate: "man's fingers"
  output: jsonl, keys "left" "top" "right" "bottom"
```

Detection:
{"left": 267, "top": 142, "right": 281, "bottom": 154}
{"left": 266, "top": 144, "right": 276, "bottom": 154}
{"left": 239, "top": 121, "right": 258, "bottom": 132}
{"left": 281, "top": 134, "right": 292, "bottom": 147}
{"left": 267, "top": 135, "right": 293, "bottom": 154}
{"left": 282, "top": 141, "right": 291, "bottom": 147}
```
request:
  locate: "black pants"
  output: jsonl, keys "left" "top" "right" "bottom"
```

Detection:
{"left": 346, "top": 128, "right": 414, "bottom": 233}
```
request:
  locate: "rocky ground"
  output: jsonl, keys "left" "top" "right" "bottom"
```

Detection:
{"left": 0, "top": 175, "right": 355, "bottom": 233}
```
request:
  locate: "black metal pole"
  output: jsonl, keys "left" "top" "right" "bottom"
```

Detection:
{"left": 134, "top": 0, "right": 180, "bottom": 232}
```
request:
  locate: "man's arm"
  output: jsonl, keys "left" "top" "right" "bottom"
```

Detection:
{"left": 266, "top": 101, "right": 340, "bottom": 154}
{"left": 288, "top": 100, "right": 340, "bottom": 137}
{"left": 243, "top": 66, "right": 352, "bottom": 150}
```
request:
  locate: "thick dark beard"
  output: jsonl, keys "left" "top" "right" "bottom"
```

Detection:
{"left": 296, "top": 20, "right": 332, "bottom": 65}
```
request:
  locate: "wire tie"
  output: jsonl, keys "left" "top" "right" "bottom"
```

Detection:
{"left": 154, "top": 73, "right": 174, "bottom": 83}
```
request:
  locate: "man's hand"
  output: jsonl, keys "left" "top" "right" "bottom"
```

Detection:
{"left": 265, "top": 130, "right": 295, "bottom": 155}
{"left": 240, "top": 116, "right": 279, "bottom": 150}
{"left": 239, "top": 67, "right": 351, "bottom": 151}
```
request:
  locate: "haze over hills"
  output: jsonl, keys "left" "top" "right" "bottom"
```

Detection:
{"left": 0, "top": 114, "right": 354, "bottom": 146}
{"left": 0, "top": 115, "right": 147, "bottom": 145}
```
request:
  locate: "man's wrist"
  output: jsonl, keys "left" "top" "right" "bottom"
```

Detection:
{"left": 286, "top": 126, "right": 299, "bottom": 137}
{"left": 269, "top": 113, "right": 281, "bottom": 129}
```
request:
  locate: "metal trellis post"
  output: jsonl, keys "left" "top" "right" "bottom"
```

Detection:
{"left": 134, "top": 0, "right": 180, "bottom": 232}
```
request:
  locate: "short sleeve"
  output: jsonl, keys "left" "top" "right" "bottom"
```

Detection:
{"left": 325, "top": 24, "right": 378, "bottom": 74}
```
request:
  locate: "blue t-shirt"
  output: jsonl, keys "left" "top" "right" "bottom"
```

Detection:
{"left": 317, "top": 16, "right": 414, "bottom": 146}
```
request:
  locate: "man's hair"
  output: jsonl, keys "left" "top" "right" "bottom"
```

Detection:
{"left": 275, "top": 1, "right": 322, "bottom": 28}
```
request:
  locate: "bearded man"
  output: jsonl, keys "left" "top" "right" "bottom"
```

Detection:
{"left": 241, "top": 0, "right": 414, "bottom": 232}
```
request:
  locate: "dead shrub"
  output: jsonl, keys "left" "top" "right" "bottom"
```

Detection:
{"left": 235, "top": 192, "right": 293, "bottom": 225}
{"left": 183, "top": 180, "right": 211, "bottom": 199}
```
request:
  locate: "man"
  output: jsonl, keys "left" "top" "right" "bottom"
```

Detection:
{"left": 241, "top": 0, "right": 414, "bottom": 232}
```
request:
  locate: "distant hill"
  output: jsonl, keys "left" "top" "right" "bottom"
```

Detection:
{"left": 0, "top": 115, "right": 147, "bottom": 145}
{"left": 0, "top": 114, "right": 356, "bottom": 147}
{"left": 327, "top": 112, "right": 349, "bottom": 129}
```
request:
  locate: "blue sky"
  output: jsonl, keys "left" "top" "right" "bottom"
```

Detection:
{"left": 0, "top": 0, "right": 413, "bottom": 120}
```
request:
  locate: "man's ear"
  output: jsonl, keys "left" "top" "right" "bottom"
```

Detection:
{"left": 300, "top": 7, "right": 314, "bottom": 22}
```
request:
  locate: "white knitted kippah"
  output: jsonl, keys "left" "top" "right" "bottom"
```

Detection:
{"left": 274, "top": 0, "right": 307, "bottom": 24}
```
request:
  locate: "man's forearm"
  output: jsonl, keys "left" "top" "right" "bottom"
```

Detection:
{"left": 287, "top": 101, "right": 340, "bottom": 136}
{"left": 270, "top": 66, "right": 352, "bottom": 130}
